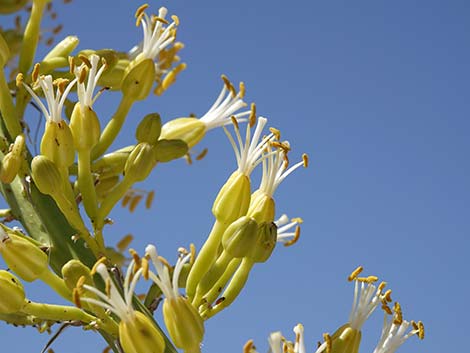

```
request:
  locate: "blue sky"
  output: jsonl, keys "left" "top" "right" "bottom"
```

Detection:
{"left": 1, "top": 1, "right": 469, "bottom": 352}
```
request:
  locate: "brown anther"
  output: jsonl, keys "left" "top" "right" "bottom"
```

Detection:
{"left": 129, "top": 195, "right": 143, "bottom": 212}
{"left": 158, "top": 256, "right": 172, "bottom": 272}
{"left": 55, "top": 78, "right": 70, "bottom": 95}
{"left": 79, "top": 67, "right": 87, "bottom": 84}
{"left": 154, "top": 15, "right": 170, "bottom": 25}
{"left": 323, "top": 333, "right": 332, "bottom": 353}
{"left": 196, "top": 148, "right": 208, "bottom": 161}
{"left": 91, "top": 257, "right": 108, "bottom": 275}
{"left": 135, "top": 4, "right": 149, "bottom": 19}
{"left": 417, "top": 321, "right": 425, "bottom": 339}
{"left": 105, "top": 278, "right": 111, "bottom": 298}
{"left": 78, "top": 54, "right": 92, "bottom": 68}
{"left": 171, "top": 15, "right": 180, "bottom": 26}
{"left": 231, "top": 115, "right": 239, "bottom": 130}
{"left": 145, "top": 190, "right": 155, "bottom": 209}
{"left": 117, "top": 234, "right": 134, "bottom": 252}
{"left": 72, "top": 288, "right": 82, "bottom": 308}
{"left": 52, "top": 24, "right": 63, "bottom": 35}
{"left": 239, "top": 82, "right": 246, "bottom": 99}
{"left": 121, "top": 193, "right": 132, "bottom": 207}
{"left": 269, "top": 127, "right": 281, "bottom": 140}
{"left": 383, "top": 289, "right": 392, "bottom": 302}
{"left": 32, "top": 63, "right": 41, "bottom": 83}
{"left": 68, "top": 56, "right": 75, "bottom": 74}
{"left": 129, "top": 248, "right": 142, "bottom": 269}
{"left": 378, "top": 281, "right": 387, "bottom": 291}
{"left": 302, "top": 153, "right": 309, "bottom": 167}
{"left": 16, "top": 73, "right": 24, "bottom": 88}
{"left": 382, "top": 303, "right": 392, "bottom": 315}
{"left": 142, "top": 257, "right": 149, "bottom": 280}
{"left": 135, "top": 12, "right": 145, "bottom": 27}
{"left": 243, "top": 339, "right": 254, "bottom": 353}
{"left": 190, "top": 243, "right": 196, "bottom": 266}
{"left": 283, "top": 226, "right": 300, "bottom": 247}
{"left": 249, "top": 103, "right": 256, "bottom": 127}
{"left": 366, "top": 275, "right": 379, "bottom": 283}
{"left": 348, "top": 266, "right": 363, "bottom": 281}
{"left": 221, "top": 75, "right": 236, "bottom": 97}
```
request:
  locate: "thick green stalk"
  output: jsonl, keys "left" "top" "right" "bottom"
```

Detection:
{"left": 77, "top": 150, "right": 98, "bottom": 222}
{"left": 0, "top": 69, "right": 21, "bottom": 138}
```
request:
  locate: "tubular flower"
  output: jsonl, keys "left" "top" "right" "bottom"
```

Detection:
{"left": 79, "top": 259, "right": 165, "bottom": 353}
{"left": 73, "top": 54, "right": 107, "bottom": 110}
{"left": 146, "top": 245, "right": 204, "bottom": 353}
{"left": 274, "top": 214, "right": 303, "bottom": 246}
{"left": 160, "top": 76, "right": 252, "bottom": 149}
{"left": 372, "top": 303, "right": 424, "bottom": 353}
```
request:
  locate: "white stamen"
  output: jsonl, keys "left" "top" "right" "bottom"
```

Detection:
{"left": 275, "top": 215, "right": 302, "bottom": 243}
{"left": 268, "top": 331, "right": 283, "bottom": 353}
{"left": 373, "top": 314, "right": 420, "bottom": 353}
{"left": 75, "top": 54, "right": 106, "bottom": 109}
{"left": 349, "top": 280, "right": 383, "bottom": 330}
{"left": 293, "top": 324, "right": 306, "bottom": 353}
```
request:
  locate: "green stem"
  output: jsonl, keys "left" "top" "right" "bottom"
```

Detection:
{"left": 91, "top": 95, "right": 134, "bottom": 160}
{"left": 21, "top": 301, "right": 97, "bottom": 323}
{"left": 39, "top": 269, "right": 72, "bottom": 302}
{"left": 202, "top": 257, "right": 241, "bottom": 306}
{"left": 0, "top": 69, "right": 21, "bottom": 138}
{"left": 77, "top": 150, "right": 98, "bottom": 222}
{"left": 186, "top": 220, "right": 228, "bottom": 300}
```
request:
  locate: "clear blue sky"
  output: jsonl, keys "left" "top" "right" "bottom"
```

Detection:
{"left": 1, "top": 1, "right": 469, "bottom": 352}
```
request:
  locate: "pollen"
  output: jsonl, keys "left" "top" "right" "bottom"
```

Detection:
{"left": 417, "top": 321, "right": 425, "bottom": 339}
{"left": 393, "top": 302, "right": 403, "bottom": 325}
{"left": 348, "top": 266, "right": 363, "bottom": 281}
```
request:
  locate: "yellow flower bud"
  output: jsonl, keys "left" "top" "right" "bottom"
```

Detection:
{"left": 0, "top": 0, "right": 28, "bottom": 14}
{"left": 95, "top": 175, "right": 120, "bottom": 201}
{"left": 70, "top": 103, "right": 101, "bottom": 151}
{"left": 0, "top": 270, "right": 25, "bottom": 314}
{"left": 163, "top": 297, "right": 204, "bottom": 353}
{"left": 160, "top": 118, "right": 206, "bottom": 149}
{"left": 0, "top": 153, "right": 21, "bottom": 184}
{"left": 247, "top": 191, "right": 275, "bottom": 223}
{"left": 212, "top": 171, "right": 251, "bottom": 224}
{"left": 246, "top": 222, "right": 277, "bottom": 263}
{"left": 121, "top": 58, "right": 156, "bottom": 101}
{"left": 40, "top": 120, "right": 75, "bottom": 169}
{"left": 136, "top": 113, "right": 162, "bottom": 144}
{"left": 328, "top": 324, "right": 361, "bottom": 353}
{"left": 124, "top": 143, "right": 157, "bottom": 183}
{"left": 43, "top": 36, "right": 79, "bottom": 62}
{"left": 119, "top": 311, "right": 165, "bottom": 353}
{"left": 221, "top": 216, "right": 258, "bottom": 258}
{"left": 61, "top": 259, "right": 93, "bottom": 291}
{"left": 154, "top": 139, "right": 188, "bottom": 163}
{"left": 0, "top": 230, "right": 48, "bottom": 282}
{"left": 31, "top": 155, "right": 63, "bottom": 196}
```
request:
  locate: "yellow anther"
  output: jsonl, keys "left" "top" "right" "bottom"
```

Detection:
{"left": 135, "top": 12, "right": 145, "bottom": 27}
{"left": 158, "top": 255, "right": 172, "bottom": 272}
{"left": 196, "top": 148, "right": 208, "bottom": 161}
{"left": 79, "top": 67, "right": 87, "bottom": 84}
{"left": 249, "top": 103, "right": 256, "bottom": 127}
{"left": 417, "top": 321, "right": 425, "bottom": 339}
{"left": 174, "top": 42, "right": 185, "bottom": 51}
{"left": 117, "top": 234, "right": 134, "bottom": 252}
{"left": 231, "top": 115, "right": 239, "bottom": 130}
{"left": 243, "top": 339, "right": 254, "bottom": 353}
{"left": 105, "top": 278, "right": 111, "bottom": 298}
{"left": 54, "top": 78, "right": 70, "bottom": 94}
{"left": 323, "top": 333, "right": 332, "bottom": 353}
{"left": 76, "top": 275, "right": 86, "bottom": 290}
{"left": 383, "top": 289, "right": 392, "bottom": 302}
{"left": 135, "top": 4, "right": 149, "bottom": 19}
{"left": 378, "top": 281, "right": 387, "bottom": 291}
{"left": 269, "top": 127, "right": 281, "bottom": 140}
{"left": 382, "top": 303, "right": 392, "bottom": 315}
{"left": 393, "top": 302, "right": 403, "bottom": 325}
{"left": 283, "top": 226, "right": 300, "bottom": 247}
{"left": 154, "top": 15, "right": 170, "bottom": 25}
{"left": 122, "top": 193, "right": 132, "bottom": 207}
{"left": 302, "top": 153, "right": 309, "bottom": 167}
{"left": 171, "top": 15, "right": 180, "bottom": 26}
{"left": 78, "top": 54, "right": 91, "bottom": 68}
{"left": 239, "top": 81, "right": 246, "bottom": 99}
{"left": 190, "top": 243, "right": 196, "bottom": 266}
{"left": 68, "top": 56, "right": 75, "bottom": 74}
{"left": 129, "top": 195, "right": 143, "bottom": 213}
{"left": 221, "top": 75, "right": 236, "bottom": 97}
{"left": 145, "top": 190, "right": 155, "bottom": 209}
{"left": 348, "top": 266, "right": 363, "bottom": 281}
{"left": 16, "top": 73, "right": 24, "bottom": 88}
{"left": 32, "top": 63, "right": 40, "bottom": 83}
{"left": 291, "top": 217, "right": 303, "bottom": 224}
{"left": 72, "top": 288, "right": 82, "bottom": 308}
{"left": 142, "top": 257, "right": 149, "bottom": 280}
{"left": 129, "top": 248, "right": 142, "bottom": 269}
{"left": 91, "top": 257, "right": 108, "bottom": 275}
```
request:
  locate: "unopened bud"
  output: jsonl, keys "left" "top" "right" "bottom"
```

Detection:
{"left": 0, "top": 0, "right": 28, "bottom": 15}
{"left": 160, "top": 118, "right": 206, "bottom": 149}
{"left": 0, "top": 270, "right": 25, "bottom": 314}
{"left": 119, "top": 311, "right": 165, "bottom": 353}
{"left": 43, "top": 36, "right": 79, "bottom": 62}
{"left": 99, "top": 58, "right": 129, "bottom": 89}
{"left": 247, "top": 191, "right": 275, "bottom": 223}
{"left": 163, "top": 297, "right": 204, "bottom": 353}
{"left": 0, "top": 134, "right": 25, "bottom": 183}
{"left": 247, "top": 222, "right": 277, "bottom": 263}
{"left": 124, "top": 143, "right": 156, "bottom": 182}
{"left": 61, "top": 259, "right": 93, "bottom": 291}
{"left": 96, "top": 175, "right": 120, "bottom": 201}
{"left": 212, "top": 171, "right": 251, "bottom": 224}
{"left": 121, "top": 58, "right": 155, "bottom": 101}
{"left": 31, "top": 155, "right": 63, "bottom": 196}
{"left": 154, "top": 139, "right": 188, "bottom": 163}
{"left": 328, "top": 324, "right": 361, "bottom": 353}
{"left": 222, "top": 216, "right": 258, "bottom": 258}
{"left": 40, "top": 120, "right": 75, "bottom": 169}
{"left": 70, "top": 103, "right": 101, "bottom": 150}
{"left": 0, "top": 229, "right": 48, "bottom": 282}
{"left": 136, "top": 113, "right": 162, "bottom": 144}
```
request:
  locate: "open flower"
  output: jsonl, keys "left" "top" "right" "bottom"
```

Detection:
{"left": 78, "top": 257, "right": 165, "bottom": 353}
{"left": 274, "top": 214, "right": 303, "bottom": 246}
{"left": 74, "top": 54, "right": 107, "bottom": 110}
{"left": 372, "top": 303, "right": 424, "bottom": 353}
